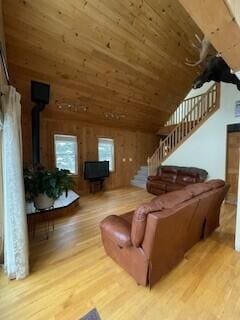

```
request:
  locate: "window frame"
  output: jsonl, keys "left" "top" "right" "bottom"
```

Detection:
{"left": 54, "top": 134, "right": 78, "bottom": 175}
{"left": 97, "top": 137, "right": 115, "bottom": 173}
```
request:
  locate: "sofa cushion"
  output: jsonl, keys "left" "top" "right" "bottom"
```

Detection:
{"left": 158, "top": 165, "right": 208, "bottom": 182}
{"left": 206, "top": 179, "right": 225, "bottom": 189}
{"left": 160, "top": 168, "right": 177, "bottom": 183}
{"left": 176, "top": 171, "right": 198, "bottom": 185}
{"left": 149, "top": 180, "right": 167, "bottom": 191}
{"left": 183, "top": 167, "right": 208, "bottom": 182}
{"left": 147, "top": 175, "right": 163, "bottom": 182}
{"left": 185, "top": 183, "right": 212, "bottom": 196}
{"left": 147, "top": 186, "right": 166, "bottom": 196}
{"left": 131, "top": 202, "right": 163, "bottom": 247}
{"left": 152, "top": 189, "right": 193, "bottom": 209}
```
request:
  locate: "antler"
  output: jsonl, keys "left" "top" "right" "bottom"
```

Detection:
{"left": 185, "top": 35, "right": 211, "bottom": 67}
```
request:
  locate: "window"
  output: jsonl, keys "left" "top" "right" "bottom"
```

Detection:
{"left": 98, "top": 138, "right": 115, "bottom": 172}
{"left": 54, "top": 134, "right": 78, "bottom": 175}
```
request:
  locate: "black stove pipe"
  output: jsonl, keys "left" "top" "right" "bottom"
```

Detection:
{"left": 32, "top": 102, "right": 46, "bottom": 166}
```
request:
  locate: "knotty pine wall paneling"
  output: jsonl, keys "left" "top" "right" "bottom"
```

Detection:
{"left": 40, "top": 116, "right": 158, "bottom": 193}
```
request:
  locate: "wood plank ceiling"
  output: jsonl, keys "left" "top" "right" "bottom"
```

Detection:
{"left": 3, "top": 0, "right": 203, "bottom": 132}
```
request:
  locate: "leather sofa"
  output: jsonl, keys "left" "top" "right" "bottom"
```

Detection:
{"left": 147, "top": 165, "right": 208, "bottom": 195}
{"left": 100, "top": 180, "right": 229, "bottom": 288}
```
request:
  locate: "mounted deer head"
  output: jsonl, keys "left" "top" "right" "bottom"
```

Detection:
{"left": 185, "top": 34, "right": 211, "bottom": 67}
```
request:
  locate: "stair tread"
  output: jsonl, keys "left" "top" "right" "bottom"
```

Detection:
{"left": 133, "top": 178, "right": 147, "bottom": 183}
{"left": 136, "top": 171, "right": 148, "bottom": 176}
{"left": 131, "top": 180, "right": 146, "bottom": 189}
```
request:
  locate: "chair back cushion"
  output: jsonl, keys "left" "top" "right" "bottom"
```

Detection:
{"left": 206, "top": 179, "right": 225, "bottom": 189}
{"left": 159, "top": 168, "right": 177, "bottom": 183}
{"left": 185, "top": 182, "right": 212, "bottom": 196}
{"left": 152, "top": 189, "right": 193, "bottom": 209}
{"left": 131, "top": 189, "right": 192, "bottom": 247}
{"left": 131, "top": 202, "right": 163, "bottom": 247}
{"left": 158, "top": 165, "right": 208, "bottom": 182}
{"left": 176, "top": 170, "right": 199, "bottom": 185}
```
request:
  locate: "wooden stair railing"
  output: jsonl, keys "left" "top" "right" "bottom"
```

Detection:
{"left": 148, "top": 83, "right": 220, "bottom": 176}
{"left": 165, "top": 93, "right": 204, "bottom": 126}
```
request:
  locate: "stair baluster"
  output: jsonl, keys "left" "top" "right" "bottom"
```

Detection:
{"left": 148, "top": 83, "right": 220, "bottom": 176}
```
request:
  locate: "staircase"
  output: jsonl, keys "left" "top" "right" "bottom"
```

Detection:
{"left": 148, "top": 83, "right": 220, "bottom": 176}
{"left": 131, "top": 166, "right": 148, "bottom": 189}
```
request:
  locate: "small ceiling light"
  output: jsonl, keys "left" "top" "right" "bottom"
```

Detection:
{"left": 103, "top": 112, "right": 126, "bottom": 120}
{"left": 57, "top": 103, "right": 89, "bottom": 113}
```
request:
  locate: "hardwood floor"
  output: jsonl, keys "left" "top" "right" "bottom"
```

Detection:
{"left": 0, "top": 187, "right": 239, "bottom": 320}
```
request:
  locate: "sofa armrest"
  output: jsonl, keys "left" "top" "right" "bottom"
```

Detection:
{"left": 148, "top": 175, "right": 162, "bottom": 181}
{"left": 100, "top": 215, "right": 132, "bottom": 248}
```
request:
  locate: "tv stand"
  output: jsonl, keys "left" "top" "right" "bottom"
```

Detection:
{"left": 89, "top": 178, "right": 104, "bottom": 193}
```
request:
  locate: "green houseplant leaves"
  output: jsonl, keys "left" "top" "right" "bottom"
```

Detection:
{"left": 24, "top": 166, "right": 74, "bottom": 202}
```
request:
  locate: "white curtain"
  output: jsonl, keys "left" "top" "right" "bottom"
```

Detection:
{"left": 2, "top": 86, "right": 29, "bottom": 279}
{"left": 0, "top": 114, "right": 3, "bottom": 262}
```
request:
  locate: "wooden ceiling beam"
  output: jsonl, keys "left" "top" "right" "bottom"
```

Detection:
{"left": 178, "top": 0, "right": 240, "bottom": 71}
{"left": 225, "top": 0, "right": 240, "bottom": 26}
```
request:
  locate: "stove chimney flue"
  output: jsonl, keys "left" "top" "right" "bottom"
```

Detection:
{"left": 31, "top": 81, "right": 50, "bottom": 166}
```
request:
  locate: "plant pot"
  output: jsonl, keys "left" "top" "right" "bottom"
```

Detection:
{"left": 34, "top": 193, "right": 55, "bottom": 210}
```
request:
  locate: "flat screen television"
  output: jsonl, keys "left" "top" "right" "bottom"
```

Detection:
{"left": 84, "top": 161, "right": 110, "bottom": 180}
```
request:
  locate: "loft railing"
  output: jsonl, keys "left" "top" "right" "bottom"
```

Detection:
{"left": 165, "top": 93, "right": 204, "bottom": 126}
{"left": 148, "top": 83, "right": 220, "bottom": 176}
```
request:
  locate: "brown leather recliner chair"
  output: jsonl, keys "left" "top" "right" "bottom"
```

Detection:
{"left": 100, "top": 180, "right": 229, "bottom": 288}
{"left": 147, "top": 165, "right": 208, "bottom": 195}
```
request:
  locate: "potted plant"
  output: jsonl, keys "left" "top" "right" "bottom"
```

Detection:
{"left": 24, "top": 166, "right": 74, "bottom": 210}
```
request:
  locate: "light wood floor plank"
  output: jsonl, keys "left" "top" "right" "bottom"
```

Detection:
{"left": 0, "top": 187, "right": 239, "bottom": 320}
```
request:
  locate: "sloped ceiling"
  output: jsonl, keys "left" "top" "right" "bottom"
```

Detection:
{"left": 3, "top": 0, "right": 203, "bottom": 132}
